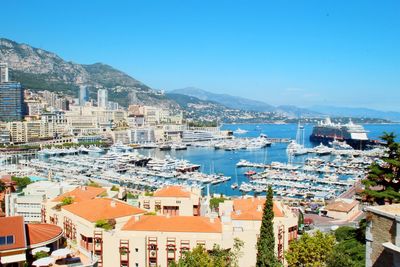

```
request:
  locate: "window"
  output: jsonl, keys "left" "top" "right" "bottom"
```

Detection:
{"left": 0, "top": 235, "right": 14, "bottom": 246}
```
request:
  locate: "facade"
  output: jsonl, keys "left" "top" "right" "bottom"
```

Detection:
{"left": 79, "top": 85, "right": 89, "bottom": 106}
{"left": 323, "top": 198, "right": 360, "bottom": 220}
{"left": 0, "top": 82, "right": 25, "bottom": 122}
{"left": 366, "top": 204, "right": 400, "bottom": 267}
{"left": 42, "top": 185, "right": 297, "bottom": 267}
{"left": 0, "top": 124, "right": 10, "bottom": 144}
{"left": 138, "top": 186, "right": 202, "bottom": 216}
{"left": 5, "top": 194, "right": 45, "bottom": 222}
{"left": 97, "top": 89, "right": 108, "bottom": 109}
{"left": 7, "top": 120, "right": 56, "bottom": 144}
{"left": 0, "top": 63, "right": 8, "bottom": 83}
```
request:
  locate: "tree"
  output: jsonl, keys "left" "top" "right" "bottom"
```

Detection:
{"left": 256, "top": 185, "right": 278, "bottom": 266}
{"left": 170, "top": 239, "right": 243, "bottom": 267}
{"left": 285, "top": 231, "right": 335, "bottom": 267}
{"left": 61, "top": 196, "right": 74, "bottom": 206}
{"left": 363, "top": 132, "right": 400, "bottom": 204}
{"left": 327, "top": 225, "right": 366, "bottom": 267}
{"left": 11, "top": 176, "right": 32, "bottom": 190}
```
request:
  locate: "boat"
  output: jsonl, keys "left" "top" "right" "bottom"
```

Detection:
{"left": 159, "top": 144, "right": 172, "bottom": 151}
{"left": 245, "top": 170, "right": 257, "bottom": 176}
{"left": 231, "top": 183, "right": 238, "bottom": 189}
{"left": 310, "top": 118, "right": 371, "bottom": 150}
{"left": 171, "top": 143, "right": 187, "bottom": 150}
{"left": 233, "top": 128, "right": 248, "bottom": 134}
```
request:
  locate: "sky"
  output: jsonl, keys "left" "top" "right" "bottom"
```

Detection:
{"left": 1, "top": 0, "right": 400, "bottom": 111}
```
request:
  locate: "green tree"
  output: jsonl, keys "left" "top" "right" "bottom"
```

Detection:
{"left": 363, "top": 132, "right": 400, "bottom": 204}
{"left": 210, "top": 197, "right": 227, "bottom": 211}
{"left": 61, "top": 196, "right": 74, "bottom": 206}
{"left": 327, "top": 225, "right": 366, "bottom": 267}
{"left": 285, "top": 231, "right": 335, "bottom": 267}
{"left": 170, "top": 239, "right": 243, "bottom": 267}
{"left": 11, "top": 176, "right": 32, "bottom": 190}
{"left": 256, "top": 185, "right": 278, "bottom": 266}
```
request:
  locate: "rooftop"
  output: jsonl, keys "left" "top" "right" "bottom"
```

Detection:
{"left": 122, "top": 215, "right": 222, "bottom": 233}
{"left": 52, "top": 186, "right": 105, "bottom": 203}
{"left": 25, "top": 224, "right": 63, "bottom": 248}
{"left": 0, "top": 216, "right": 26, "bottom": 252}
{"left": 153, "top": 186, "right": 191, "bottom": 198}
{"left": 231, "top": 198, "right": 284, "bottom": 221}
{"left": 325, "top": 198, "right": 358, "bottom": 213}
{"left": 62, "top": 198, "right": 145, "bottom": 222}
{"left": 367, "top": 204, "right": 400, "bottom": 219}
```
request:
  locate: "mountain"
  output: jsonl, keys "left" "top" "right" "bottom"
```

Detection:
{"left": 276, "top": 105, "right": 322, "bottom": 118}
{"left": 171, "top": 87, "right": 276, "bottom": 112}
{"left": 0, "top": 38, "right": 175, "bottom": 107}
{"left": 309, "top": 105, "right": 400, "bottom": 122}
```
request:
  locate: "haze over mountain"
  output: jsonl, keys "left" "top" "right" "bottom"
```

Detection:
{"left": 171, "top": 87, "right": 276, "bottom": 112}
{"left": 310, "top": 106, "right": 400, "bottom": 122}
{"left": 172, "top": 87, "right": 400, "bottom": 121}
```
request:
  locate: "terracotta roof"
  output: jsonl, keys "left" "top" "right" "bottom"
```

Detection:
{"left": 231, "top": 198, "right": 284, "bottom": 221}
{"left": 62, "top": 198, "right": 145, "bottom": 222}
{"left": 0, "top": 216, "right": 26, "bottom": 251}
{"left": 153, "top": 186, "right": 191, "bottom": 198}
{"left": 52, "top": 186, "right": 106, "bottom": 203}
{"left": 325, "top": 199, "right": 358, "bottom": 213}
{"left": 25, "top": 224, "right": 62, "bottom": 247}
{"left": 0, "top": 175, "right": 13, "bottom": 183}
{"left": 123, "top": 215, "right": 222, "bottom": 233}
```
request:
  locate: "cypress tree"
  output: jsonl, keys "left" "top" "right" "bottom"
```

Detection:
{"left": 256, "top": 185, "right": 278, "bottom": 266}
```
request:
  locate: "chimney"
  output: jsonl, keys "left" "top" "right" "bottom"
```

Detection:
{"left": 257, "top": 204, "right": 262, "bottom": 212}
{"left": 166, "top": 213, "right": 171, "bottom": 219}
{"left": 210, "top": 217, "right": 215, "bottom": 223}
{"left": 110, "top": 200, "right": 116, "bottom": 208}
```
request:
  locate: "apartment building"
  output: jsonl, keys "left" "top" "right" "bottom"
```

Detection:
{"left": 43, "top": 185, "right": 298, "bottom": 267}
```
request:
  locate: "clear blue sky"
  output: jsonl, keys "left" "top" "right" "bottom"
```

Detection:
{"left": 1, "top": 0, "right": 399, "bottom": 111}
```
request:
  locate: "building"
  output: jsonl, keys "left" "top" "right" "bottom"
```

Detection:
{"left": 0, "top": 62, "right": 8, "bottom": 83}
{"left": 138, "top": 186, "right": 202, "bottom": 216}
{"left": 366, "top": 204, "right": 400, "bottom": 267}
{"left": 322, "top": 198, "right": 360, "bottom": 221}
{"left": 97, "top": 89, "right": 108, "bottom": 109}
{"left": 43, "top": 185, "right": 298, "bottom": 267}
{"left": 79, "top": 85, "right": 89, "bottom": 106}
{"left": 4, "top": 181, "right": 77, "bottom": 222}
{"left": 0, "top": 82, "right": 25, "bottom": 122}
{"left": 0, "top": 124, "right": 10, "bottom": 144}
{"left": 0, "top": 216, "right": 63, "bottom": 266}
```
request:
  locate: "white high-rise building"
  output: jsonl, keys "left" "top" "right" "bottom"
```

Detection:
{"left": 0, "top": 62, "right": 9, "bottom": 83}
{"left": 97, "top": 89, "right": 108, "bottom": 108}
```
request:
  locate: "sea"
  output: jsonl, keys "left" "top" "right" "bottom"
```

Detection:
{"left": 136, "top": 123, "right": 400, "bottom": 196}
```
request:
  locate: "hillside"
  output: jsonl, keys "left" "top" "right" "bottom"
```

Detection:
{"left": 309, "top": 106, "right": 400, "bottom": 122}
{"left": 0, "top": 38, "right": 175, "bottom": 107}
{"left": 171, "top": 87, "right": 276, "bottom": 112}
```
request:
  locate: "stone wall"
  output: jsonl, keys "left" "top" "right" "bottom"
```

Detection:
{"left": 367, "top": 212, "right": 395, "bottom": 267}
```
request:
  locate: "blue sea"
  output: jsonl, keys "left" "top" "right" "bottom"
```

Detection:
{"left": 138, "top": 123, "right": 400, "bottom": 196}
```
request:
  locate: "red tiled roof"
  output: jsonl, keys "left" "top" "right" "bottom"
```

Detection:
{"left": 25, "top": 224, "right": 62, "bottom": 247}
{"left": 123, "top": 215, "right": 222, "bottom": 233}
{"left": 0, "top": 216, "right": 26, "bottom": 251}
{"left": 52, "top": 186, "right": 106, "bottom": 203}
{"left": 325, "top": 199, "right": 358, "bottom": 213}
{"left": 231, "top": 198, "right": 284, "bottom": 221}
{"left": 153, "top": 186, "right": 191, "bottom": 198}
{"left": 62, "top": 198, "right": 145, "bottom": 222}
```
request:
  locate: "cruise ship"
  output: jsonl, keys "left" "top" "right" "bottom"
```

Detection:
{"left": 310, "top": 118, "right": 370, "bottom": 150}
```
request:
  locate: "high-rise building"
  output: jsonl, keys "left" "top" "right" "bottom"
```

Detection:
{"left": 0, "top": 82, "right": 25, "bottom": 122}
{"left": 97, "top": 89, "right": 108, "bottom": 108}
{"left": 79, "top": 85, "right": 89, "bottom": 106}
{"left": 0, "top": 63, "right": 9, "bottom": 83}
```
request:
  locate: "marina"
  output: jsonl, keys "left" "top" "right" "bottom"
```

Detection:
{"left": 1, "top": 123, "right": 398, "bottom": 201}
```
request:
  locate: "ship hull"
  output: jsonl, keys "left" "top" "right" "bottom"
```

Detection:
{"left": 310, "top": 135, "right": 369, "bottom": 150}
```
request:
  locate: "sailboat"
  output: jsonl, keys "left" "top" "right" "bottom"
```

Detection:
{"left": 231, "top": 168, "right": 239, "bottom": 189}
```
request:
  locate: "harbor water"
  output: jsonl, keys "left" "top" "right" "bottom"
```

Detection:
{"left": 136, "top": 123, "right": 400, "bottom": 196}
